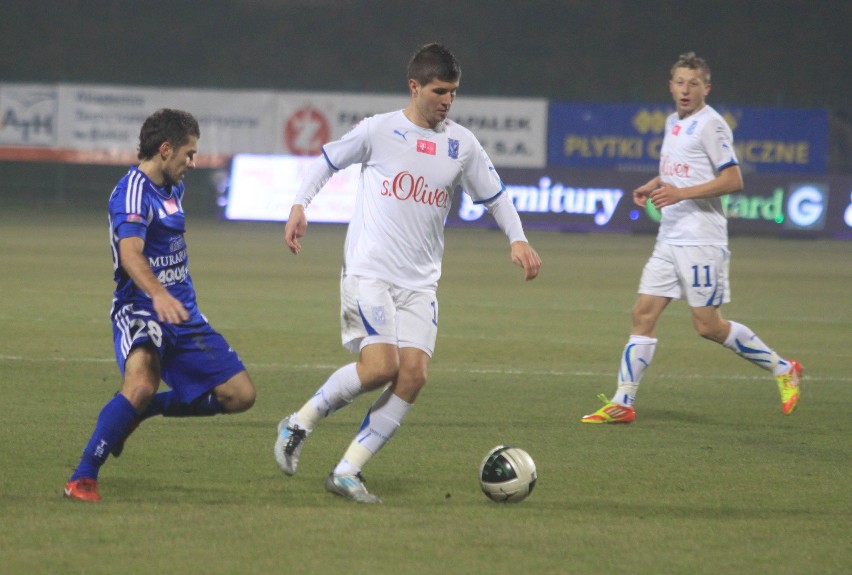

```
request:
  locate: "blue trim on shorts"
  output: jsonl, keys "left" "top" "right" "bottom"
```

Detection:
{"left": 357, "top": 302, "right": 379, "bottom": 336}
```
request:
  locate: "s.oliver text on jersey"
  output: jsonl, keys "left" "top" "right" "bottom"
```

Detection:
{"left": 381, "top": 171, "right": 450, "bottom": 208}
{"left": 660, "top": 154, "right": 690, "bottom": 178}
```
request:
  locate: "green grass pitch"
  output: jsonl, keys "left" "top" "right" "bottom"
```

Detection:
{"left": 1, "top": 208, "right": 849, "bottom": 574}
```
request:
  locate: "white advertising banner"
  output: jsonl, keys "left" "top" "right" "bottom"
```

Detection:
{"left": 274, "top": 91, "right": 547, "bottom": 168}
{"left": 451, "top": 97, "right": 548, "bottom": 168}
{"left": 1, "top": 83, "right": 546, "bottom": 169}
{"left": 59, "top": 84, "right": 279, "bottom": 165}
{"left": 273, "top": 92, "right": 405, "bottom": 156}
{"left": 0, "top": 83, "right": 278, "bottom": 166}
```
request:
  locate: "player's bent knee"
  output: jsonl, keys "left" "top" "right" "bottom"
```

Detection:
{"left": 229, "top": 395, "right": 256, "bottom": 414}
{"left": 120, "top": 383, "right": 158, "bottom": 412}
{"left": 229, "top": 385, "right": 256, "bottom": 413}
{"left": 399, "top": 368, "right": 427, "bottom": 390}
{"left": 215, "top": 372, "right": 256, "bottom": 413}
{"left": 357, "top": 357, "right": 400, "bottom": 389}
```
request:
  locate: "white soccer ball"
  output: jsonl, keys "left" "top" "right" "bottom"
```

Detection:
{"left": 479, "top": 445, "right": 537, "bottom": 503}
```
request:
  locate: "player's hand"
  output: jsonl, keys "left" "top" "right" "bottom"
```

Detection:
{"left": 632, "top": 181, "right": 657, "bottom": 207}
{"left": 511, "top": 241, "right": 541, "bottom": 281}
{"left": 284, "top": 205, "right": 308, "bottom": 255}
{"left": 152, "top": 292, "right": 190, "bottom": 325}
{"left": 649, "top": 182, "right": 683, "bottom": 209}
{"left": 632, "top": 176, "right": 664, "bottom": 207}
{"left": 632, "top": 188, "right": 650, "bottom": 207}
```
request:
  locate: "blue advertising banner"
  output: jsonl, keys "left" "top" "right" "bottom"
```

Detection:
{"left": 547, "top": 103, "right": 828, "bottom": 174}
{"left": 446, "top": 167, "right": 852, "bottom": 240}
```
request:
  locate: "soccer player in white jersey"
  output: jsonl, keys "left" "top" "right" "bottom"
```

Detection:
{"left": 275, "top": 43, "right": 542, "bottom": 503}
{"left": 581, "top": 52, "right": 802, "bottom": 424}
{"left": 64, "top": 109, "right": 256, "bottom": 501}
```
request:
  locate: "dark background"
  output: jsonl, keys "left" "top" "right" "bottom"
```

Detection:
{"left": 1, "top": 0, "right": 850, "bottom": 203}
{"left": 3, "top": 0, "right": 848, "bottom": 106}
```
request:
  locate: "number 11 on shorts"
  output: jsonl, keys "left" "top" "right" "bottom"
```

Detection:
{"left": 691, "top": 264, "right": 713, "bottom": 288}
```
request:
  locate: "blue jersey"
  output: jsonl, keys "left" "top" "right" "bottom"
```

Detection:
{"left": 108, "top": 166, "right": 198, "bottom": 317}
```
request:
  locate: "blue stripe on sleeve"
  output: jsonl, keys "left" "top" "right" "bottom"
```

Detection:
{"left": 472, "top": 182, "right": 507, "bottom": 205}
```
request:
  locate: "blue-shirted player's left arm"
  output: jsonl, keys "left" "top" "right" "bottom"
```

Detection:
{"left": 118, "top": 236, "right": 190, "bottom": 324}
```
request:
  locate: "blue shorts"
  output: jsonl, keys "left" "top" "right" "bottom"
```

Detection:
{"left": 111, "top": 302, "right": 246, "bottom": 403}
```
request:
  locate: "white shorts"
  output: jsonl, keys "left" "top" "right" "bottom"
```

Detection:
{"left": 638, "top": 243, "right": 731, "bottom": 308}
{"left": 340, "top": 273, "right": 438, "bottom": 356}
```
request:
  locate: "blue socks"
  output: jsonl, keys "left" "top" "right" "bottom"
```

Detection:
{"left": 140, "top": 390, "right": 226, "bottom": 420}
{"left": 70, "top": 394, "right": 138, "bottom": 481}
{"left": 70, "top": 391, "right": 226, "bottom": 481}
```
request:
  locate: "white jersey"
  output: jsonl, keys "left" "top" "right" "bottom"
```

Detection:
{"left": 319, "top": 110, "right": 504, "bottom": 290}
{"left": 657, "top": 105, "right": 738, "bottom": 246}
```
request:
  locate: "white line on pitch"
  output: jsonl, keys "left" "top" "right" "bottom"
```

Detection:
{"left": 1, "top": 354, "right": 847, "bottom": 383}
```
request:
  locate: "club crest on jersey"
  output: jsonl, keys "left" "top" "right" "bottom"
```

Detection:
{"left": 448, "top": 138, "right": 459, "bottom": 159}
{"left": 672, "top": 124, "right": 682, "bottom": 135}
{"left": 416, "top": 139, "right": 436, "bottom": 155}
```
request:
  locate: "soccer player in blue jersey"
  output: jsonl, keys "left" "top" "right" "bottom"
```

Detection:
{"left": 64, "top": 109, "right": 256, "bottom": 502}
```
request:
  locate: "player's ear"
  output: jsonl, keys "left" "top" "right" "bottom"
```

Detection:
{"left": 408, "top": 78, "right": 419, "bottom": 97}
{"left": 159, "top": 140, "right": 172, "bottom": 160}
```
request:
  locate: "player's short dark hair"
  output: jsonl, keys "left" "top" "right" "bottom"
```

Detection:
{"left": 137, "top": 108, "right": 200, "bottom": 160}
{"left": 407, "top": 43, "right": 461, "bottom": 86}
{"left": 671, "top": 52, "right": 711, "bottom": 84}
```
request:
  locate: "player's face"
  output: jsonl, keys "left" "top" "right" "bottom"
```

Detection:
{"left": 409, "top": 78, "right": 458, "bottom": 129}
{"left": 669, "top": 67, "right": 710, "bottom": 119}
{"left": 162, "top": 136, "right": 198, "bottom": 186}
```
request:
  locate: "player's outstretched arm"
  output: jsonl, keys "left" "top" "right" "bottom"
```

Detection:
{"left": 284, "top": 204, "right": 308, "bottom": 255}
{"left": 511, "top": 241, "right": 541, "bottom": 281}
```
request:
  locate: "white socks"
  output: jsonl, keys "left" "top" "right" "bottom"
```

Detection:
{"left": 723, "top": 321, "right": 785, "bottom": 375}
{"left": 613, "top": 335, "right": 657, "bottom": 406}
{"left": 611, "top": 322, "right": 788, "bottom": 409}
{"left": 291, "top": 363, "right": 415, "bottom": 476}
{"left": 334, "top": 388, "right": 412, "bottom": 476}
{"left": 294, "top": 363, "right": 364, "bottom": 431}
